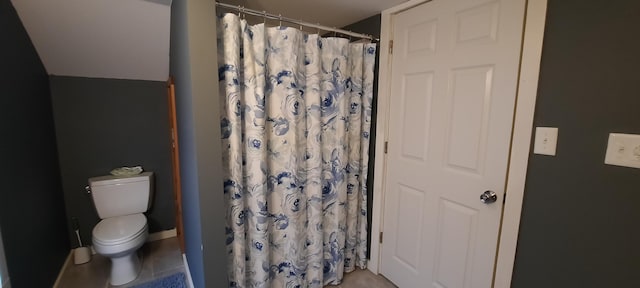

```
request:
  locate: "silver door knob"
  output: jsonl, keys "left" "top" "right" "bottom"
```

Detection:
{"left": 480, "top": 190, "right": 497, "bottom": 204}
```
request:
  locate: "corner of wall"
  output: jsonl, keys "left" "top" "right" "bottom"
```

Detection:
{"left": 0, "top": 229, "right": 8, "bottom": 288}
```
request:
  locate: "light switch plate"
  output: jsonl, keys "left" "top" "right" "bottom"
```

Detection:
{"left": 605, "top": 133, "right": 640, "bottom": 169}
{"left": 533, "top": 127, "right": 558, "bottom": 156}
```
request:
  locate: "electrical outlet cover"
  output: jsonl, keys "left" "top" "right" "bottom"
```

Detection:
{"left": 605, "top": 133, "right": 640, "bottom": 169}
{"left": 533, "top": 127, "right": 558, "bottom": 156}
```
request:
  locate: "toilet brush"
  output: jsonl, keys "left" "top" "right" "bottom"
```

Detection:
{"left": 72, "top": 217, "right": 91, "bottom": 265}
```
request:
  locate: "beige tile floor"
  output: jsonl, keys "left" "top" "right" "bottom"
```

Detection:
{"left": 326, "top": 269, "right": 397, "bottom": 288}
{"left": 58, "top": 237, "right": 185, "bottom": 288}
{"left": 58, "top": 236, "right": 395, "bottom": 288}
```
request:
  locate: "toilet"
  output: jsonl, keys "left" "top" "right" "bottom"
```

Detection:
{"left": 88, "top": 172, "right": 154, "bottom": 286}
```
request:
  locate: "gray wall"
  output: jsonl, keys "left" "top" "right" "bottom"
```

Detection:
{"left": 50, "top": 76, "right": 174, "bottom": 247}
{"left": 0, "top": 0, "right": 70, "bottom": 286}
{"left": 341, "top": 14, "right": 381, "bottom": 40}
{"left": 341, "top": 14, "right": 381, "bottom": 258}
{"left": 512, "top": 0, "right": 640, "bottom": 287}
{"left": 170, "top": 0, "right": 227, "bottom": 287}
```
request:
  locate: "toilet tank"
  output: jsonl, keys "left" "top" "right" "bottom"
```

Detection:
{"left": 89, "top": 172, "right": 154, "bottom": 219}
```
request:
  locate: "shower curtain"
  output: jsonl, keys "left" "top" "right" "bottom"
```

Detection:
{"left": 218, "top": 13, "right": 376, "bottom": 288}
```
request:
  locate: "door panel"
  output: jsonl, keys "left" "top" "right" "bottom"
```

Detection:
{"left": 380, "top": 0, "right": 525, "bottom": 287}
{"left": 400, "top": 72, "right": 434, "bottom": 161}
{"left": 433, "top": 199, "right": 478, "bottom": 288}
{"left": 446, "top": 65, "right": 493, "bottom": 174}
{"left": 394, "top": 184, "right": 426, "bottom": 270}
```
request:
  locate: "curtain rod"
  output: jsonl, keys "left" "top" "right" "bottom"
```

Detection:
{"left": 215, "top": 2, "right": 380, "bottom": 42}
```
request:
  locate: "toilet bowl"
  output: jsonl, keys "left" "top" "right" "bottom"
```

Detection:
{"left": 92, "top": 213, "right": 149, "bottom": 286}
{"left": 88, "top": 172, "right": 154, "bottom": 286}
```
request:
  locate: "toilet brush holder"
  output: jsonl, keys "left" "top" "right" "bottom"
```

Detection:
{"left": 72, "top": 217, "right": 91, "bottom": 265}
{"left": 74, "top": 247, "right": 91, "bottom": 265}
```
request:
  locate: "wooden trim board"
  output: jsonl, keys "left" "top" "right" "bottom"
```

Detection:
{"left": 168, "top": 76, "right": 186, "bottom": 253}
{"left": 52, "top": 251, "right": 73, "bottom": 288}
{"left": 493, "top": 0, "right": 548, "bottom": 286}
{"left": 147, "top": 228, "right": 178, "bottom": 243}
{"left": 182, "top": 253, "right": 195, "bottom": 288}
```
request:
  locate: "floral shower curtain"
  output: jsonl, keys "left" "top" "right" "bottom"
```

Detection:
{"left": 218, "top": 13, "right": 376, "bottom": 288}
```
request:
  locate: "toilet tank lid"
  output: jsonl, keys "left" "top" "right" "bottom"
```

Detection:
{"left": 89, "top": 172, "right": 153, "bottom": 187}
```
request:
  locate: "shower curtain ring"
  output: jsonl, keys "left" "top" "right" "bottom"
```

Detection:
{"left": 237, "top": 5, "right": 241, "bottom": 17}
{"left": 263, "top": 11, "right": 266, "bottom": 25}
{"left": 279, "top": 14, "right": 282, "bottom": 27}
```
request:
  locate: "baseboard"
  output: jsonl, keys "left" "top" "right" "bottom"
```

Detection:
{"left": 182, "top": 253, "right": 195, "bottom": 288}
{"left": 52, "top": 250, "right": 73, "bottom": 288}
{"left": 147, "top": 228, "right": 177, "bottom": 242}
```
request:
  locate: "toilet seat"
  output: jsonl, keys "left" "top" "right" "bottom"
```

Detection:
{"left": 93, "top": 213, "right": 147, "bottom": 246}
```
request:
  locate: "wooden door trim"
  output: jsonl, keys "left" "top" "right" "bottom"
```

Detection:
{"left": 370, "top": 1, "right": 548, "bottom": 287}
{"left": 493, "top": 1, "right": 548, "bottom": 286}
{"left": 168, "top": 76, "right": 185, "bottom": 253}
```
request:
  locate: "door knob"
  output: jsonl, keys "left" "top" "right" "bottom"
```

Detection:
{"left": 480, "top": 190, "right": 497, "bottom": 204}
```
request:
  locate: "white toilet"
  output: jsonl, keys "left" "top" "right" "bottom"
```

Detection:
{"left": 88, "top": 172, "right": 154, "bottom": 286}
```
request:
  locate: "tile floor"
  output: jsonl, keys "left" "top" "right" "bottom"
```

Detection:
{"left": 57, "top": 236, "right": 395, "bottom": 288}
{"left": 57, "top": 237, "right": 185, "bottom": 288}
{"left": 326, "top": 269, "right": 397, "bottom": 288}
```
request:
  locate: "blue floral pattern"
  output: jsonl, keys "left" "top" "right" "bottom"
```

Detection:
{"left": 218, "top": 14, "right": 375, "bottom": 287}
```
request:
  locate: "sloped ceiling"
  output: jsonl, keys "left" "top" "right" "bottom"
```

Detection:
{"left": 11, "top": 0, "right": 171, "bottom": 81}
{"left": 11, "top": 0, "right": 405, "bottom": 81}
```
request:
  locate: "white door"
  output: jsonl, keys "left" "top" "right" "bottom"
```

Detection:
{"left": 379, "top": 0, "right": 526, "bottom": 287}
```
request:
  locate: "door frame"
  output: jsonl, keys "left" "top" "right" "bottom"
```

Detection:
{"left": 369, "top": 0, "right": 548, "bottom": 287}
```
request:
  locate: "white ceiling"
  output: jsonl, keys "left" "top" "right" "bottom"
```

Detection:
{"left": 11, "top": 0, "right": 171, "bottom": 81}
{"left": 11, "top": 0, "right": 405, "bottom": 81}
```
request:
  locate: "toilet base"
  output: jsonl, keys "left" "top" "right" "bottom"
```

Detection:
{"left": 109, "top": 251, "right": 142, "bottom": 286}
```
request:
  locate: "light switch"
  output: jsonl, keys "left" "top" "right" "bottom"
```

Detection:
{"left": 605, "top": 133, "right": 640, "bottom": 169}
{"left": 533, "top": 127, "right": 558, "bottom": 156}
